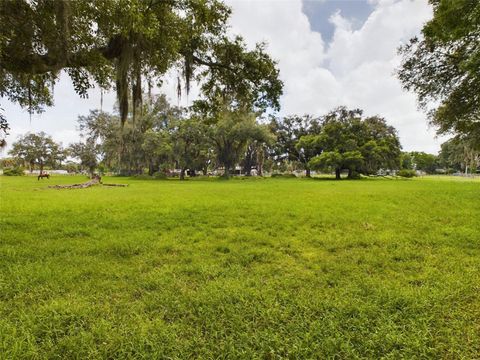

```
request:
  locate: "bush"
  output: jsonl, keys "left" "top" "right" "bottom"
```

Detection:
{"left": 397, "top": 169, "right": 417, "bottom": 178}
{"left": 153, "top": 171, "right": 167, "bottom": 179}
{"left": 347, "top": 170, "right": 361, "bottom": 179}
{"left": 3, "top": 167, "right": 25, "bottom": 176}
{"left": 271, "top": 173, "right": 296, "bottom": 178}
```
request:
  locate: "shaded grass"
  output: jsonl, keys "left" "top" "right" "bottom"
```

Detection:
{"left": 0, "top": 175, "right": 479, "bottom": 358}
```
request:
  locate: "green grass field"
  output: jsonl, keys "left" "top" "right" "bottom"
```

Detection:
{"left": 1, "top": 175, "right": 479, "bottom": 359}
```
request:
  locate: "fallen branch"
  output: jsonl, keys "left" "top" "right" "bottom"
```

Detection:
{"left": 48, "top": 177, "right": 101, "bottom": 189}
{"left": 48, "top": 176, "right": 128, "bottom": 190}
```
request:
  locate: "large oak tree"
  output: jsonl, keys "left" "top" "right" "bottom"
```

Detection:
{"left": 398, "top": 0, "right": 480, "bottom": 147}
{"left": 9, "top": 132, "right": 65, "bottom": 172}
{"left": 0, "top": 0, "right": 282, "bottom": 127}
{"left": 307, "top": 107, "right": 401, "bottom": 179}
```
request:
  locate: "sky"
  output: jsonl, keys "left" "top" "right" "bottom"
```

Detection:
{"left": 1, "top": 0, "right": 447, "bottom": 156}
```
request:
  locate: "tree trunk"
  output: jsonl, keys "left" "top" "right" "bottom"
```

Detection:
{"left": 180, "top": 168, "right": 186, "bottom": 180}
{"left": 223, "top": 166, "right": 231, "bottom": 178}
{"left": 257, "top": 149, "right": 264, "bottom": 176}
{"left": 243, "top": 157, "right": 253, "bottom": 176}
{"left": 335, "top": 168, "right": 341, "bottom": 180}
{"left": 305, "top": 168, "right": 311, "bottom": 178}
{"left": 148, "top": 162, "right": 154, "bottom": 176}
{"left": 190, "top": 169, "right": 196, "bottom": 177}
{"left": 39, "top": 162, "right": 44, "bottom": 174}
{"left": 347, "top": 168, "right": 352, "bottom": 179}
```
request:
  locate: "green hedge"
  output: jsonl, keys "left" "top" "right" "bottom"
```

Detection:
{"left": 2, "top": 167, "right": 25, "bottom": 176}
{"left": 397, "top": 169, "right": 417, "bottom": 178}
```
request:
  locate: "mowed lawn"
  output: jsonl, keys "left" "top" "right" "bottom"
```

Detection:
{"left": 1, "top": 176, "right": 479, "bottom": 359}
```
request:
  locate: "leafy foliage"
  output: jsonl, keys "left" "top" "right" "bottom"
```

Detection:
{"left": 439, "top": 136, "right": 480, "bottom": 173}
{"left": 0, "top": 0, "right": 282, "bottom": 125}
{"left": 397, "top": 169, "right": 417, "bottom": 178}
{"left": 8, "top": 132, "right": 65, "bottom": 172}
{"left": 69, "top": 140, "right": 100, "bottom": 177}
{"left": 2, "top": 166, "right": 24, "bottom": 176}
{"left": 8, "top": 96, "right": 404, "bottom": 180}
{"left": 409, "top": 152, "right": 439, "bottom": 174}
{"left": 269, "top": 115, "right": 322, "bottom": 176}
{"left": 168, "top": 116, "right": 212, "bottom": 179}
{"left": 208, "top": 108, "right": 273, "bottom": 178}
{"left": 398, "top": 0, "right": 480, "bottom": 145}
{"left": 306, "top": 107, "right": 402, "bottom": 179}
{"left": 0, "top": 107, "right": 8, "bottom": 147}
{"left": 73, "top": 96, "right": 273, "bottom": 178}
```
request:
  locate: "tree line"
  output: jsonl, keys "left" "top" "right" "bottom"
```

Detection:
{"left": 5, "top": 96, "right": 479, "bottom": 179}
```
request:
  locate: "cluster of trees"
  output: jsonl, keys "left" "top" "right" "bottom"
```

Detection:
{"left": 65, "top": 96, "right": 274, "bottom": 179}
{"left": 400, "top": 152, "right": 439, "bottom": 174}
{"left": 397, "top": 0, "right": 480, "bottom": 175}
{"left": 6, "top": 97, "right": 409, "bottom": 179}
{"left": 271, "top": 108, "right": 402, "bottom": 179}
{"left": 9, "top": 103, "right": 478, "bottom": 178}
{"left": 438, "top": 137, "right": 480, "bottom": 174}
{"left": 399, "top": 140, "right": 480, "bottom": 175}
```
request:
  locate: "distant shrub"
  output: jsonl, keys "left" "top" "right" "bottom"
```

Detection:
{"left": 271, "top": 173, "right": 296, "bottom": 178}
{"left": 153, "top": 171, "right": 167, "bottom": 179}
{"left": 3, "top": 167, "right": 25, "bottom": 176}
{"left": 397, "top": 169, "right": 417, "bottom": 178}
{"left": 348, "top": 170, "right": 361, "bottom": 179}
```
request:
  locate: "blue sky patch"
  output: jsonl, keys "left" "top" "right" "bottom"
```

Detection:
{"left": 302, "top": 0, "right": 375, "bottom": 43}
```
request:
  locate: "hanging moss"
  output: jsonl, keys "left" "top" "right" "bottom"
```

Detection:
{"left": 183, "top": 52, "right": 193, "bottom": 96}
{"left": 131, "top": 46, "right": 142, "bottom": 124}
{"left": 115, "top": 38, "right": 132, "bottom": 126}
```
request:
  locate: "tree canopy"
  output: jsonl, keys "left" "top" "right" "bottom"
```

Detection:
{"left": 0, "top": 0, "right": 283, "bottom": 125}
{"left": 70, "top": 95, "right": 274, "bottom": 178}
{"left": 439, "top": 136, "right": 480, "bottom": 173}
{"left": 269, "top": 115, "right": 322, "bottom": 176}
{"left": 307, "top": 108, "right": 402, "bottom": 179}
{"left": 398, "top": 0, "right": 480, "bottom": 147}
{"left": 9, "top": 132, "right": 65, "bottom": 172}
{"left": 208, "top": 108, "right": 272, "bottom": 178}
{"left": 68, "top": 140, "right": 100, "bottom": 177}
{"left": 5, "top": 89, "right": 405, "bottom": 180}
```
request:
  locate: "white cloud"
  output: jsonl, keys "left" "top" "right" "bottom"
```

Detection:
{"left": 1, "top": 77, "right": 114, "bottom": 155}
{"left": 226, "top": 0, "right": 447, "bottom": 152}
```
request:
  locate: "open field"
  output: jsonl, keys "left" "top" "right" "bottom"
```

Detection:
{"left": 1, "top": 175, "right": 479, "bottom": 358}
